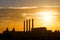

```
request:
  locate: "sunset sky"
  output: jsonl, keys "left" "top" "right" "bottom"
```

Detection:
{"left": 0, "top": 0, "right": 60, "bottom": 7}
{"left": 0, "top": 0, "right": 60, "bottom": 33}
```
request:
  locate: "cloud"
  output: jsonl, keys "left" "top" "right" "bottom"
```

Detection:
{"left": 8, "top": 6, "right": 37, "bottom": 9}
{"left": 0, "top": 6, "right": 37, "bottom": 9}
{"left": 0, "top": 6, "right": 60, "bottom": 9}
{"left": 0, "top": 6, "right": 37, "bottom": 20}
{"left": 0, "top": 6, "right": 60, "bottom": 20}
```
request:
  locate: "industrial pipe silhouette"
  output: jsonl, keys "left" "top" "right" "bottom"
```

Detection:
{"left": 24, "top": 19, "right": 34, "bottom": 32}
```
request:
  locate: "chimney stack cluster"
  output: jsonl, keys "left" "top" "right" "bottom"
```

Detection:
{"left": 24, "top": 19, "right": 34, "bottom": 32}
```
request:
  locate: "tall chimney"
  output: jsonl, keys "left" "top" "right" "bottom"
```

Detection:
{"left": 26, "top": 20, "right": 28, "bottom": 31}
{"left": 24, "top": 21, "right": 25, "bottom": 32}
{"left": 32, "top": 19, "right": 34, "bottom": 30}
{"left": 29, "top": 19, "right": 30, "bottom": 31}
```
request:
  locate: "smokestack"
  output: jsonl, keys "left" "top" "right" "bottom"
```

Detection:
{"left": 24, "top": 21, "right": 25, "bottom": 32}
{"left": 32, "top": 19, "right": 34, "bottom": 30}
{"left": 26, "top": 20, "right": 28, "bottom": 31}
{"left": 29, "top": 19, "right": 30, "bottom": 31}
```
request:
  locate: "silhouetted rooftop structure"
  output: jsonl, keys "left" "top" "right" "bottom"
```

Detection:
{"left": 31, "top": 27, "right": 47, "bottom": 32}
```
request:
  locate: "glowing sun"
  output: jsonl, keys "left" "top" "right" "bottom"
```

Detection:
{"left": 37, "top": 11, "right": 56, "bottom": 22}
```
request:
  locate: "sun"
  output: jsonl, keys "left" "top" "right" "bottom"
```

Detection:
{"left": 43, "top": 16, "right": 51, "bottom": 22}
{"left": 34, "top": 11, "right": 54, "bottom": 29}
{"left": 41, "top": 11, "right": 52, "bottom": 22}
{"left": 37, "top": 11, "right": 56, "bottom": 22}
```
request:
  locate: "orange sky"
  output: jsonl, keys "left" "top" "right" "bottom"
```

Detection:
{"left": 0, "top": 6, "right": 60, "bottom": 33}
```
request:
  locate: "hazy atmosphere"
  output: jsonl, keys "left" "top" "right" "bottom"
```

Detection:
{"left": 0, "top": 0, "right": 60, "bottom": 33}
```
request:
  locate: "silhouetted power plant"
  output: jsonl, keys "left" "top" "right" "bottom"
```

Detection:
{"left": 24, "top": 19, "right": 34, "bottom": 32}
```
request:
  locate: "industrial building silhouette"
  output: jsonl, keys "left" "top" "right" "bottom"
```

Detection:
{"left": 0, "top": 19, "right": 60, "bottom": 40}
{"left": 24, "top": 19, "right": 34, "bottom": 32}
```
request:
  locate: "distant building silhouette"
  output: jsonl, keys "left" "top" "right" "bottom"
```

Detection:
{"left": 5, "top": 28, "right": 9, "bottom": 33}
{"left": 12, "top": 28, "right": 15, "bottom": 32}
{"left": 6, "top": 28, "right": 9, "bottom": 32}
{"left": 31, "top": 27, "right": 47, "bottom": 32}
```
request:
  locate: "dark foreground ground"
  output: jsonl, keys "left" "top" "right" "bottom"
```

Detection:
{"left": 0, "top": 30, "right": 60, "bottom": 40}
